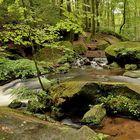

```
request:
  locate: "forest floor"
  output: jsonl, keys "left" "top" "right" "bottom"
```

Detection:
{"left": 96, "top": 116, "right": 140, "bottom": 140}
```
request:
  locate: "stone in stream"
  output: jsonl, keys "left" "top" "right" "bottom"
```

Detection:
{"left": 81, "top": 104, "right": 106, "bottom": 125}
{"left": 8, "top": 100, "right": 27, "bottom": 109}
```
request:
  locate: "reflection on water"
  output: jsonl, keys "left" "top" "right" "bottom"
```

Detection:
{"left": 47, "top": 67, "right": 124, "bottom": 82}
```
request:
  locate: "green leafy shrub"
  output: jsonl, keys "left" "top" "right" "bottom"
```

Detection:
{"left": 12, "top": 87, "right": 52, "bottom": 113}
{"left": 99, "top": 95, "right": 140, "bottom": 118}
{"left": 0, "top": 58, "right": 45, "bottom": 82}
{"left": 56, "top": 63, "right": 70, "bottom": 74}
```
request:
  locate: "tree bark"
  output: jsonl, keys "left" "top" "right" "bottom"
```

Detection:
{"left": 95, "top": 0, "right": 100, "bottom": 32}
{"left": 119, "top": 0, "right": 127, "bottom": 34}
{"left": 91, "top": 0, "right": 96, "bottom": 37}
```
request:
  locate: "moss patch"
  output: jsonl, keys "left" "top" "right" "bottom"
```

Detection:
{"left": 105, "top": 42, "right": 140, "bottom": 67}
{"left": 105, "top": 42, "right": 140, "bottom": 57}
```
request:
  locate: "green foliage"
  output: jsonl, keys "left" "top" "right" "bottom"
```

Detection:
{"left": 35, "top": 1, "right": 60, "bottom": 25}
{"left": 55, "top": 8, "right": 83, "bottom": 34}
{"left": 99, "top": 95, "right": 140, "bottom": 118}
{"left": 12, "top": 87, "right": 52, "bottom": 113}
{"left": 0, "top": 24, "right": 59, "bottom": 47}
{"left": 56, "top": 63, "right": 70, "bottom": 74}
{"left": 0, "top": 58, "right": 45, "bottom": 81}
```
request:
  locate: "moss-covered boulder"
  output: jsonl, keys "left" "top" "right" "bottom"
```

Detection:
{"left": 96, "top": 40, "right": 110, "bottom": 50}
{"left": 51, "top": 80, "right": 140, "bottom": 118}
{"left": 105, "top": 42, "right": 140, "bottom": 67}
{"left": 81, "top": 104, "right": 106, "bottom": 125}
{"left": 55, "top": 125, "right": 108, "bottom": 140}
{"left": 123, "top": 70, "right": 140, "bottom": 78}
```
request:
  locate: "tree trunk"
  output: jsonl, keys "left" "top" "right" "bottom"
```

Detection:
{"left": 67, "top": 0, "right": 71, "bottom": 12}
{"left": 91, "top": 0, "right": 96, "bottom": 37}
{"left": 21, "top": 0, "right": 45, "bottom": 91}
{"left": 95, "top": 0, "right": 100, "bottom": 32}
{"left": 119, "top": 0, "right": 127, "bottom": 34}
{"left": 60, "top": 0, "right": 63, "bottom": 16}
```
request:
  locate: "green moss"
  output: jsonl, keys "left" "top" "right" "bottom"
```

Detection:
{"left": 51, "top": 81, "right": 88, "bottom": 98}
{"left": 105, "top": 42, "right": 140, "bottom": 57}
{"left": 97, "top": 40, "right": 109, "bottom": 50}
{"left": 125, "top": 64, "right": 137, "bottom": 70}
{"left": 109, "top": 62, "right": 120, "bottom": 68}
{"left": 36, "top": 47, "right": 63, "bottom": 63}
{"left": 123, "top": 71, "right": 140, "bottom": 78}
{"left": 73, "top": 44, "right": 87, "bottom": 54}
{"left": 81, "top": 104, "right": 106, "bottom": 125}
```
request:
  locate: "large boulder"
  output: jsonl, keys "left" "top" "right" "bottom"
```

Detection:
{"left": 0, "top": 107, "right": 108, "bottom": 140}
{"left": 51, "top": 80, "right": 140, "bottom": 118}
{"left": 105, "top": 42, "right": 140, "bottom": 67}
{"left": 81, "top": 104, "right": 106, "bottom": 125}
{"left": 55, "top": 125, "right": 108, "bottom": 140}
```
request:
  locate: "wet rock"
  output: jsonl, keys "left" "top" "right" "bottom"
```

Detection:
{"left": 91, "top": 58, "right": 108, "bottom": 69}
{"left": 74, "top": 57, "right": 91, "bottom": 67}
{"left": 8, "top": 100, "right": 26, "bottom": 109}
{"left": 81, "top": 104, "right": 106, "bottom": 125}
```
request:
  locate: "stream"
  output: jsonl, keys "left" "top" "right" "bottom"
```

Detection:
{"left": 1, "top": 66, "right": 140, "bottom": 140}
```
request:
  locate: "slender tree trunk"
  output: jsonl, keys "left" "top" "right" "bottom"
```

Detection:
{"left": 21, "top": 0, "right": 45, "bottom": 91}
{"left": 111, "top": 4, "right": 115, "bottom": 31}
{"left": 91, "top": 0, "right": 96, "bottom": 37}
{"left": 119, "top": 0, "right": 127, "bottom": 34}
{"left": 95, "top": 0, "right": 100, "bottom": 32}
{"left": 134, "top": 0, "right": 137, "bottom": 41}
{"left": 67, "top": 0, "right": 71, "bottom": 12}
{"left": 84, "top": 0, "right": 88, "bottom": 31}
{"left": 33, "top": 55, "right": 45, "bottom": 91}
{"left": 107, "top": 1, "right": 110, "bottom": 30}
{"left": 60, "top": 0, "right": 63, "bottom": 16}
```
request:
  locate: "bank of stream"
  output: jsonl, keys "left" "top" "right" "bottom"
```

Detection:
{"left": 1, "top": 66, "right": 140, "bottom": 140}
